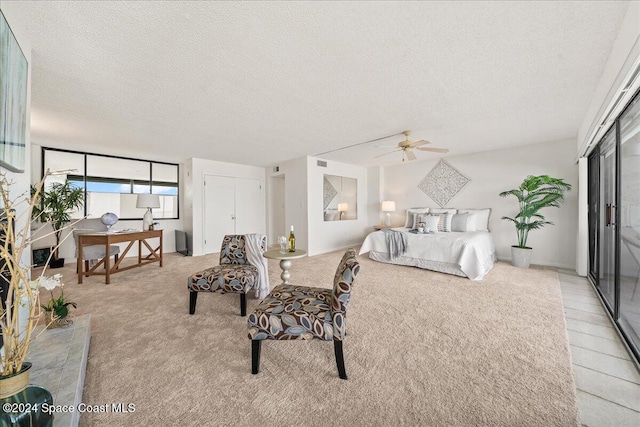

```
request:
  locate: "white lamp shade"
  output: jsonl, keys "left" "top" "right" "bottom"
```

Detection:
{"left": 136, "top": 194, "right": 161, "bottom": 209}
{"left": 381, "top": 201, "right": 396, "bottom": 212}
{"left": 338, "top": 203, "right": 349, "bottom": 212}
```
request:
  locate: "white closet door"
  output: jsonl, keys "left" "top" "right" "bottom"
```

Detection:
{"left": 234, "top": 178, "right": 263, "bottom": 235}
{"left": 203, "top": 175, "right": 235, "bottom": 254}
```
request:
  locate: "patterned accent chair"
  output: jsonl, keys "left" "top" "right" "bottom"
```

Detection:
{"left": 248, "top": 248, "right": 360, "bottom": 380}
{"left": 188, "top": 235, "right": 265, "bottom": 317}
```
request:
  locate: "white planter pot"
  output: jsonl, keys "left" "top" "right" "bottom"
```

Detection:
{"left": 511, "top": 246, "right": 532, "bottom": 268}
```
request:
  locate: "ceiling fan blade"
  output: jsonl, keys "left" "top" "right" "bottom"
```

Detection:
{"left": 406, "top": 150, "right": 417, "bottom": 161}
{"left": 411, "top": 140, "right": 431, "bottom": 147}
{"left": 374, "top": 145, "right": 400, "bottom": 148}
{"left": 416, "top": 147, "right": 449, "bottom": 153}
{"left": 374, "top": 150, "right": 399, "bottom": 159}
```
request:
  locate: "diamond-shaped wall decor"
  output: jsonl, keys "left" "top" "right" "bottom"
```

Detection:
{"left": 418, "top": 160, "right": 471, "bottom": 207}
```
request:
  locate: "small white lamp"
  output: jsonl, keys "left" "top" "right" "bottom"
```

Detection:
{"left": 136, "top": 194, "right": 160, "bottom": 230}
{"left": 338, "top": 203, "right": 349, "bottom": 220}
{"left": 381, "top": 200, "right": 396, "bottom": 226}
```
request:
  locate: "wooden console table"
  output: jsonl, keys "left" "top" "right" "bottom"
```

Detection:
{"left": 77, "top": 230, "right": 163, "bottom": 284}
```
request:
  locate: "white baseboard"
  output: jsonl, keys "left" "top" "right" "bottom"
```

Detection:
{"left": 497, "top": 256, "right": 577, "bottom": 273}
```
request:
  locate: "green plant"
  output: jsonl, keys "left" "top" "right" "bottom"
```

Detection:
{"left": 499, "top": 175, "right": 572, "bottom": 249}
{"left": 39, "top": 274, "right": 76, "bottom": 319}
{"left": 31, "top": 180, "right": 84, "bottom": 259}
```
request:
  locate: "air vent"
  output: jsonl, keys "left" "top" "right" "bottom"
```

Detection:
{"left": 273, "top": 166, "right": 280, "bottom": 173}
{"left": 317, "top": 160, "right": 327, "bottom": 167}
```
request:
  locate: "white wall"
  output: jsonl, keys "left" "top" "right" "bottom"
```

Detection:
{"left": 306, "top": 156, "right": 369, "bottom": 256}
{"left": 367, "top": 166, "right": 383, "bottom": 228}
{"left": 267, "top": 175, "right": 285, "bottom": 246}
{"left": 382, "top": 139, "right": 579, "bottom": 270}
{"left": 266, "top": 157, "right": 308, "bottom": 253}
{"left": 186, "top": 158, "right": 266, "bottom": 256}
{"left": 578, "top": 2, "right": 640, "bottom": 153}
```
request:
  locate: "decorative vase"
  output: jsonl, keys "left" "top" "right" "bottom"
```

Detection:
{"left": 0, "top": 362, "right": 31, "bottom": 399}
{"left": 0, "top": 377, "right": 54, "bottom": 426}
{"left": 101, "top": 212, "right": 119, "bottom": 233}
{"left": 511, "top": 246, "right": 532, "bottom": 268}
{"left": 46, "top": 311, "right": 73, "bottom": 329}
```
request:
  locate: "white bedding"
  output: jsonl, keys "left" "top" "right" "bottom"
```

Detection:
{"left": 359, "top": 228, "right": 496, "bottom": 280}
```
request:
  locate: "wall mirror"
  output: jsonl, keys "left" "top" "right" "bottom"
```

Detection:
{"left": 323, "top": 175, "right": 357, "bottom": 221}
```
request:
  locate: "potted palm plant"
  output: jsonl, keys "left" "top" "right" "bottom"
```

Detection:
{"left": 499, "top": 175, "right": 572, "bottom": 268}
{"left": 31, "top": 181, "right": 84, "bottom": 268}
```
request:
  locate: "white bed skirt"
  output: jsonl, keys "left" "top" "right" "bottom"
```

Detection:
{"left": 359, "top": 229, "right": 497, "bottom": 280}
{"left": 367, "top": 250, "right": 496, "bottom": 280}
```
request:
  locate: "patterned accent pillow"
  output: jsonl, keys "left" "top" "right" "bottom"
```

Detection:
{"left": 404, "top": 208, "right": 429, "bottom": 228}
{"left": 429, "top": 213, "right": 452, "bottom": 232}
{"left": 413, "top": 213, "right": 429, "bottom": 229}
{"left": 423, "top": 215, "right": 440, "bottom": 232}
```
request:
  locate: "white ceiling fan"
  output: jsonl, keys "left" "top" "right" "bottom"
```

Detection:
{"left": 374, "top": 130, "right": 449, "bottom": 162}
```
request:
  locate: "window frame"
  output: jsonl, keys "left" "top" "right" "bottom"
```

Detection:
{"left": 41, "top": 147, "right": 180, "bottom": 221}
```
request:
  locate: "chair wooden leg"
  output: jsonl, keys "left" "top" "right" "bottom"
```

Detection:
{"left": 189, "top": 291, "right": 198, "bottom": 314}
{"left": 240, "top": 293, "right": 247, "bottom": 317}
{"left": 334, "top": 340, "right": 347, "bottom": 380}
{"left": 251, "top": 340, "right": 261, "bottom": 374}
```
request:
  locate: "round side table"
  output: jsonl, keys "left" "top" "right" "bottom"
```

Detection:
{"left": 263, "top": 249, "right": 307, "bottom": 284}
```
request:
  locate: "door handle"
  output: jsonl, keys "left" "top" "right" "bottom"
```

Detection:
{"left": 605, "top": 204, "right": 616, "bottom": 227}
{"left": 231, "top": 214, "right": 236, "bottom": 220}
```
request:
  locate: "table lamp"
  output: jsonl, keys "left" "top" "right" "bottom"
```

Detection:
{"left": 136, "top": 194, "right": 160, "bottom": 230}
{"left": 381, "top": 200, "right": 396, "bottom": 226}
{"left": 338, "top": 203, "right": 348, "bottom": 220}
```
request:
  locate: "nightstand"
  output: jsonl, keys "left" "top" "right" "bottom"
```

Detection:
{"left": 374, "top": 225, "right": 401, "bottom": 231}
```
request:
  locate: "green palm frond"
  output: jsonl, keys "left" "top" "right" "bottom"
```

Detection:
{"left": 500, "top": 175, "right": 571, "bottom": 248}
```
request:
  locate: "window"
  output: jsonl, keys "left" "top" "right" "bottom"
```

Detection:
{"left": 42, "top": 148, "right": 179, "bottom": 220}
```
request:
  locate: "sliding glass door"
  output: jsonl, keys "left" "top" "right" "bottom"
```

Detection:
{"left": 597, "top": 129, "right": 617, "bottom": 313}
{"left": 588, "top": 89, "right": 640, "bottom": 362}
{"left": 618, "top": 93, "right": 640, "bottom": 354}
{"left": 588, "top": 150, "right": 599, "bottom": 282}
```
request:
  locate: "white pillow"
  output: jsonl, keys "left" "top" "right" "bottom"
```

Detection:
{"left": 451, "top": 213, "right": 478, "bottom": 232}
{"left": 428, "top": 213, "right": 452, "bottom": 232}
{"left": 404, "top": 208, "right": 429, "bottom": 228}
{"left": 457, "top": 209, "right": 491, "bottom": 231}
{"left": 430, "top": 208, "right": 457, "bottom": 215}
{"left": 423, "top": 215, "right": 440, "bottom": 232}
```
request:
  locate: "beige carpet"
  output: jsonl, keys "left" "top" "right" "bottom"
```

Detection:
{"left": 46, "top": 251, "right": 578, "bottom": 426}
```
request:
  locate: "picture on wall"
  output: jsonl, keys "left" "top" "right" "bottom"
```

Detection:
{"left": 0, "top": 11, "right": 28, "bottom": 173}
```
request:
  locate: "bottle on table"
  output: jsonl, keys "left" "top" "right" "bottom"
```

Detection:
{"left": 288, "top": 225, "right": 296, "bottom": 252}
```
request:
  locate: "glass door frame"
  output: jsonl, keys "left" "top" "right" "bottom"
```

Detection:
{"left": 588, "top": 89, "right": 640, "bottom": 364}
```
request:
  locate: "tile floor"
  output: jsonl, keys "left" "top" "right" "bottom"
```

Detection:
{"left": 558, "top": 270, "right": 640, "bottom": 426}
{"left": 27, "top": 314, "right": 91, "bottom": 427}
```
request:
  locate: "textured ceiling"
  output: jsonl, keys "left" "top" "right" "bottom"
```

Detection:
{"left": 6, "top": 1, "right": 630, "bottom": 167}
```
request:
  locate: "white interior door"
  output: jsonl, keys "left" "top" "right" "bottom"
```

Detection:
{"left": 234, "top": 178, "right": 263, "bottom": 235}
{"left": 204, "top": 175, "right": 235, "bottom": 254}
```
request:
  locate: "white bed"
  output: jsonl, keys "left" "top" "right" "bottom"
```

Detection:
{"left": 359, "top": 228, "right": 496, "bottom": 280}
